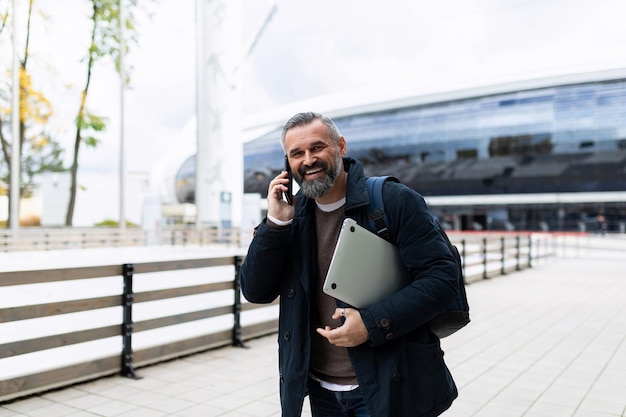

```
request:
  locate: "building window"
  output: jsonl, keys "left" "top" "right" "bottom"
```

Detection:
{"left": 489, "top": 134, "right": 553, "bottom": 157}
{"left": 579, "top": 141, "right": 595, "bottom": 149}
{"left": 457, "top": 149, "right": 478, "bottom": 160}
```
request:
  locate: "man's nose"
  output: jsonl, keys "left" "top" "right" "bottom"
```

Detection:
{"left": 303, "top": 150, "right": 317, "bottom": 166}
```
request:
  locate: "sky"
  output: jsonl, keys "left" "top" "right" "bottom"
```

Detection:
{"left": 2, "top": 0, "right": 626, "bottom": 226}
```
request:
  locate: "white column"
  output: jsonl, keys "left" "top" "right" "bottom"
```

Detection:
{"left": 10, "top": 0, "right": 20, "bottom": 233}
{"left": 195, "top": 0, "right": 243, "bottom": 230}
{"left": 119, "top": 0, "right": 126, "bottom": 229}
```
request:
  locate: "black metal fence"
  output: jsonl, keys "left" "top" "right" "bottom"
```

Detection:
{"left": 0, "top": 232, "right": 556, "bottom": 403}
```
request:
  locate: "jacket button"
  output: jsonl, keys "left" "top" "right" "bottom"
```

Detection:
{"left": 283, "top": 331, "right": 291, "bottom": 341}
{"left": 287, "top": 289, "right": 295, "bottom": 298}
{"left": 379, "top": 318, "right": 390, "bottom": 328}
{"left": 386, "top": 333, "right": 394, "bottom": 340}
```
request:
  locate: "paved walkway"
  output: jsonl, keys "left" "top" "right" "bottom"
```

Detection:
{"left": 1, "top": 236, "right": 625, "bottom": 417}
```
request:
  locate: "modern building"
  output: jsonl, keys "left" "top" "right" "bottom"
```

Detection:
{"left": 176, "top": 67, "right": 626, "bottom": 232}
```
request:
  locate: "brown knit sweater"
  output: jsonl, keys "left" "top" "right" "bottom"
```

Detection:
{"left": 309, "top": 205, "right": 358, "bottom": 386}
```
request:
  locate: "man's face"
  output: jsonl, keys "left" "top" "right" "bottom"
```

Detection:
{"left": 283, "top": 120, "right": 346, "bottom": 199}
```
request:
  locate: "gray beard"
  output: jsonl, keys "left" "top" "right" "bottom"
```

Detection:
{"left": 298, "top": 156, "right": 342, "bottom": 199}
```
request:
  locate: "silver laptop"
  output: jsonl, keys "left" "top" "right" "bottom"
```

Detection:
{"left": 322, "top": 218, "right": 410, "bottom": 308}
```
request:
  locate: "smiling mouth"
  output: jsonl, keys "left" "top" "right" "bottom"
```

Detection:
{"left": 305, "top": 168, "right": 323, "bottom": 176}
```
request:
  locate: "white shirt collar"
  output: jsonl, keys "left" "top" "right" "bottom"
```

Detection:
{"left": 316, "top": 197, "right": 346, "bottom": 212}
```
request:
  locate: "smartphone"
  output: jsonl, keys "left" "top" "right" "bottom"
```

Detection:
{"left": 284, "top": 155, "right": 293, "bottom": 205}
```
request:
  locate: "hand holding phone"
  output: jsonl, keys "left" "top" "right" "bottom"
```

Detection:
{"left": 284, "top": 155, "right": 293, "bottom": 205}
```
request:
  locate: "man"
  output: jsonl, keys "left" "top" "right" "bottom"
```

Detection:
{"left": 240, "top": 112, "right": 458, "bottom": 417}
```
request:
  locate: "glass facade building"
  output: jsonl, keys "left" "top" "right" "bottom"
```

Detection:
{"left": 233, "top": 72, "right": 626, "bottom": 231}
{"left": 244, "top": 79, "right": 626, "bottom": 175}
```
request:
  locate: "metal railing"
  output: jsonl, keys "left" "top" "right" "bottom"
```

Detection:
{"left": 0, "top": 232, "right": 555, "bottom": 403}
{"left": 0, "top": 227, "right": 241, "bottom": 252}
{"left": 451, "top": 233, "right": 554, "bottom": 283}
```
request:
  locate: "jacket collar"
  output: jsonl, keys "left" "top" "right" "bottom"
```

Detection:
{"left": 343, "top": 157, "right": 370, "bottom": 212}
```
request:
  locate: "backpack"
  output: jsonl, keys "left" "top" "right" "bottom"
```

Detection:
{"left": 365, "top": 176, "right": 470, "bottom": 338}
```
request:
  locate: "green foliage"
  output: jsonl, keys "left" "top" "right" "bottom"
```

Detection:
{"left": 0, "top": 66, "right": 67, "bottom": 192}
{"left": 76, "top": 111, "right": 107, "bottom": 131}
{"left": 75, "top": 0, "right": 149, "bottom": 149}
{"left": 89, "top": 0, "right": 143, "bottom": 76}
{"left": 95, "top": 218, "right": 139, "bottom": 227}
{"left": 76, "top": 111, "right": 107, "bottom": 147}
{"left": 83, "top": 136, "right": 99, "bottom": 147}
{"left": 22, "top": 139, "right": 67, "bottom": 184}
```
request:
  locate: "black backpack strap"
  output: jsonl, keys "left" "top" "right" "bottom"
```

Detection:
{"left": 365, "top": 176, "right": 399, "bottom": 241}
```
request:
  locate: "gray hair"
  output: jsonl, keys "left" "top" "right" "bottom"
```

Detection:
{"left": 280, "top": 112, "right": 342, "bottom": 150}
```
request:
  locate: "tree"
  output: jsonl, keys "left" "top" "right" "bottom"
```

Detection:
{"left": 0, "top": 0, "right": 67, "bottom": 227}
{"left": 65, "top": 0, "right": 146, "bottom": 226}
{"left": 1, "top": 69, "right": 66, "bottom": 180}
{"left": 1, "top": 0, "right": 153, "bottom": 227}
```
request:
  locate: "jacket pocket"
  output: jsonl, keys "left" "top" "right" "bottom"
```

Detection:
{"left": 391, "top": 339, "right": 455, "bottom": 415}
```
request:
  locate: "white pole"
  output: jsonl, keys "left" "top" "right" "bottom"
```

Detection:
{"left": 119, "top": 0, "right": 126, "bottom": 230}
{"left": 10, "top": 0, "right": 20, "bottom": 233}
{"left": 195, "top": 0, "right": 243, "bottom": 231}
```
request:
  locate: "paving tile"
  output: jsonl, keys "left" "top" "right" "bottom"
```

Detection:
{"left": 1, "top": 398, "right": 56, "bottom": 414}
{"left": 572, "top": 410, "right": 623, "bottom": 417}
{"left": 55, "top": 394, "right": 110, "bottom": 410}
{"left": 176, "top": 388, "right": 224, "bottom": 405}
{"left": 202, "top": 392, "right": 253, "bottom": 410}
{"left": 471, "top": 403, "right": 525, "bottom": 417}
{"left": 83, "top": 399, "right": 139, "bottom": 417}
{"left": 441, "top": 399, "right": 483, "bottom": 417}
{"left": 171, "top": 403, "right": 229, "bottom": 417}
{"left": 224, "top": 398, "right": 279, "bottom": 417}
{"left": 41, "top": 388, "right": 86, "bottom": 403}
{"left": 19, "top": 403, "right": 80, "bottom": 417}
{"left": 145, "top": 397, "right": 197, "bottom": 414}
{"left": 525, "top": 401, "right": 576, "bottom": 417}
{"left": 579, "top": 395, "right": 626, "bottom": 416}
{"left": 115, "top": 408, "right": 167, "bottom": 417}
{"left": 147, "top": 381, "right": 200, "bottom": 398}
{"left": 538, "top": 383, "right": 588, "bottom": 409}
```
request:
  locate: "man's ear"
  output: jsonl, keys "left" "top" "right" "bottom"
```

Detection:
{"left": 338, "top": 136, "right": 347, "bottom": 156}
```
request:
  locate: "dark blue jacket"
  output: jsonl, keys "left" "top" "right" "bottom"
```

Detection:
{"left": 240, "top": 158, "right": 458, "bottom": 417}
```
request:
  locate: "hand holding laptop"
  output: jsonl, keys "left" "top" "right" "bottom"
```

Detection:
{"left": 316, "top": 307, "right": 369, "bottom": 347}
